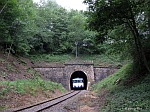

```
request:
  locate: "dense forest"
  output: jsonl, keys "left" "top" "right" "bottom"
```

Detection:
{"left": 0, "top": 0, "right": 98, "bottom": 56}
{"left": 0, "top": 0, "right": 150, "bottom": 74}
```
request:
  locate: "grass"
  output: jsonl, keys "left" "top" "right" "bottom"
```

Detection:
{"left": 6, "top": 63, "right": 15, "bottom": 72}
{"left": 92, "top": 64, "right": 133, "bottom": 91}
{"left": 29, "top": 54, "right": 74, "bottom": 63}
{"left": 0, "top": 78, "right": 66, "bottom": 111}
{"left": 92, "top": 63, "right": 150, "bottom": 112}
{"left": 80, "top": 54, "right": 125, "bottom": 66}
{"left": 0, "top": 71, "right": 7, "bottom": 78}
{"left": 0, "top": 58, "right": 5, "bottom": 63}
{"left": 29, "top": 54, "right": 127, "bottom": 66}
{"left": 0, "top": 77, "right": 66, "bottom": 96}
{"left": 0, "top": 106, "right": 5, "bottom": 111}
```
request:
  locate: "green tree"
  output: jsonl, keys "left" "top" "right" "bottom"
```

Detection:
{"left": 0, "top": 0, "right": 21, "bottom": 56}
{"left": 29, "top": 1, "right": 69, "bottom": 54}
{"left": 67, "top": 10, "right": 98, "bottom": 55}
{"left": 84, "top": 0, "right": 150, "bottom": 73}
{"left": 0, "top": 0, "right": 98, "bottom": 56}
{"left": 0, "top": 0, "right": 39, "bottom": 55}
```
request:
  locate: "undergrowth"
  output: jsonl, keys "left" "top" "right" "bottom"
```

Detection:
{"left": 80, "top": 54, "right": 126, "bottom": 66}
{"left": 29, "top": 54, "right": 74, "bottom": 63}
{"left": 0, "top": 77, "right": 66, "bottom": 96}
{"left": 92, "top": 63, "right": 150, "bottom": 112}
{"left": 29, "top": 54, "right": 127, "bottom": 66}
{"left": 92, "top": 64, "right": 133, "bottom": 91}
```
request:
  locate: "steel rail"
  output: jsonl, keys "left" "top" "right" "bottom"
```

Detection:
{"left": 36, "top": 91, "right": 80, "bottom": 112}
{"left": 3, "top": 91, "right": 81, "bottom": 112}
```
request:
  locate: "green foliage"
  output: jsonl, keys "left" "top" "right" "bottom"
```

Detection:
{"left": 92, "top": 64, "right": 150, "bottom": 112}
{"left": 100, "top": 75, "right": 150, "bottom": 112}
{"left": 80, "top": 54, "right": 127, "bottom": 66}
{"left": 0, "top": 71, "right": 7, "bottom": 78}
{"left": 29, "top": 54, "right": 74, "bottom": 63}
{"left": 6, "top": 63, "right": 14, "bottom": 72}
{"left": 0, "top": 78, "right": 66, "bottom": 96}
{"left": 0, "top": 0, "right": 99, "bottom": 55}
{"left": 0, "top": 106, "right": 6, "bottom": 111}
{"left": 84, "top": 0, "right": 150, "bottom": 73}
{"left": 92, "top": 64, "right": 133, "bottom": 91}
{"left": 0, "top": 0, "right": 149, "bottom": 65}
{"left": 105, "top": 25, "right": 133, "bottom": 58}
{"left": 29, "top": 54, "right": 126, "bottom": 66}
{"left": 0, "top": 0, "right": 19, "bottom": 49}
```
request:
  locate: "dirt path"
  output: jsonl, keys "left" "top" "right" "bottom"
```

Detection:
{"left": 79, "top": 90, "right": 108, "bottom": 112}
{"left": 79, "top": 91, "right": 99, "bottom": 112}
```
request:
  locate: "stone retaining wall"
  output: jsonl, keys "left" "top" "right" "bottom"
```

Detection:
{"left": 34, "top": 66, "right": 118, "bottom": 89}
{"left": 34, "top": 67, "right": 65, "bottom": 84}
{"left": 94, "top": 67, "right": 118, "bottom": 82}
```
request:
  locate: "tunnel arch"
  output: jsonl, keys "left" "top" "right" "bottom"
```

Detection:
{"left": 70, "top": 71, "right": 88, "bottom": 90}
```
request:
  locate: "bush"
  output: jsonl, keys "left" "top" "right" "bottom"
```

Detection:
{"left": 0, "top": 78, "right": 66, "bottom": 96}
{"left": 92, "top": 64, "right": 150, "bottom": 112}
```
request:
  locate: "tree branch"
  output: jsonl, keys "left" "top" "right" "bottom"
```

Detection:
{"left": 0, "top": 2, "right": 8, "bottom": 14}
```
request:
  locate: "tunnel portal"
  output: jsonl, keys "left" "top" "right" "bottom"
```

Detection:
{"left": 70, "top": 71, "right": 87, "bottom": 90}
{"left": 33, "top": 60, "right": 118, "bottom": 90}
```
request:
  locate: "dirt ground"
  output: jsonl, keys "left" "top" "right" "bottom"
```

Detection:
{"left": 0, "top": 52, "right": 35, "bottom": 81}
{"left": 57, "top": 90, "right": 105, "bottom": 112}
{"left": 79, "top": 90, "right": 108, "bottom": 112}
{"left": 0, "top": 89, "right": 65, "bottom": 110}
{"left": 79, "top": 91, "right": 99, "bottom": 112}
{"left": 0, "top": 52, "right": 63, "bottom": 81}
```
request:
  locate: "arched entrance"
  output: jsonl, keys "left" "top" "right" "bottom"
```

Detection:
{"left": 70, "top": 71, "right": 87, "bottom": 90}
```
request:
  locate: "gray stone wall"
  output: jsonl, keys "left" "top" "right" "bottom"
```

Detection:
{"left": 34, "top": 67, "right": 65, "bottom": 85}
{"left": 94, "top": 67, "right": 118, "bottom": 82}
{"left": 34, "top": 65, "right": 118, "bottom": 90}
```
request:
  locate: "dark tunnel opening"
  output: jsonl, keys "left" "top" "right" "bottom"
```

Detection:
{"left": 70, "top": 71, "right": 87, "bottom": 90}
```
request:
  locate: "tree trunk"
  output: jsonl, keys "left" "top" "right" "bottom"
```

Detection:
{"left": 7, "top": 42, "right": 13, "bottom": 60}
{"left": 125, "top": 0, "right": 150, "bottom": 73}
{"left": 127, "top": 18, "right": 150, "bottom": 73}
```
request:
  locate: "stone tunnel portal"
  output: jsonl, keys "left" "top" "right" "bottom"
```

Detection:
{"left": 70, "top": 71, "right": 87, "bottom": 90}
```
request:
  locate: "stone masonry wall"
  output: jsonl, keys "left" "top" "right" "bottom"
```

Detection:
{"left": 94, "top": 67, "right": 118, "bottom": 82}
{"left": 34, "top": 66, "right": 118, "bottom": 90}
{"left": 34, "top": 67, "right": 65, "bottom": 85}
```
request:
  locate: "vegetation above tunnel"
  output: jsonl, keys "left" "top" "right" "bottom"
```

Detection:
{"left": 1, "top": 0, "right": 150, "bottom": 75}
{"left": 0, "top": 0, "right": 98, "bottom": 56}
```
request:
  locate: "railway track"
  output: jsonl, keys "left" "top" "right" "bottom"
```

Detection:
{"left": 3, "top": 91, "right": 81, "bottom": 112}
